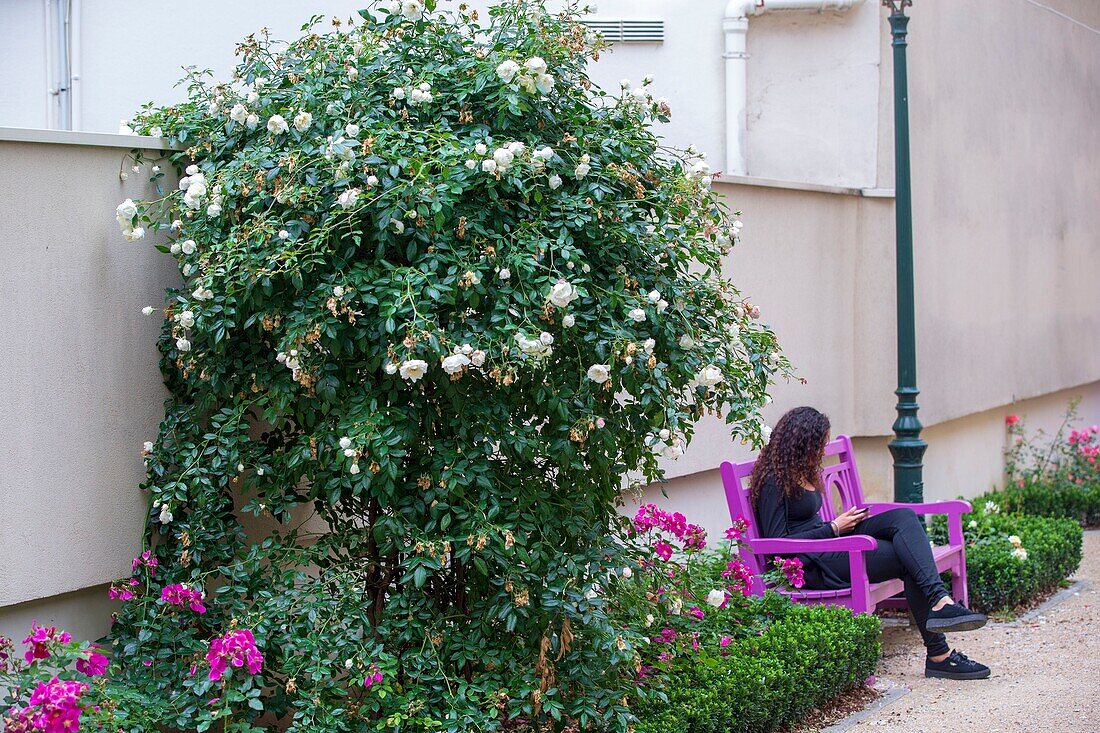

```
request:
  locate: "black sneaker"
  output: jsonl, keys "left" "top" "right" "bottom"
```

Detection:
{"left": 925, "top": 600, "right": 988, "bottom": 633}
{"left": 925, "top": 649, "right": 991, "bottom": 680}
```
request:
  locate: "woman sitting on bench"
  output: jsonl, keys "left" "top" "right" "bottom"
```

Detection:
{"left": 753, "top": 406, "right": 991, "bottom": 681}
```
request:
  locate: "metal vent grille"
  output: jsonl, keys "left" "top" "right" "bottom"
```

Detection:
{"left": 580, "top": 18, "right": 664, "bottom": 43}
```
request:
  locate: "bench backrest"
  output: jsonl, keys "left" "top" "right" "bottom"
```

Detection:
{"left": 719, "top": 434, "right": 866, "bottom": 575}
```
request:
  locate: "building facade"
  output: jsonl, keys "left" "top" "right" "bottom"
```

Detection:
{"left": 2, "top": 0, "right": 1099, "bottom": 641}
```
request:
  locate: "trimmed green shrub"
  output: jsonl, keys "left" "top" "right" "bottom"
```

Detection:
{"left": 933, "top": 506, "right": 1083, "bottom": 613}
{"left": 977, "top": 481, "right": 1100, "bottom": 528}
{"left": 635, "top": 598, "right": 880, "bottom": 733}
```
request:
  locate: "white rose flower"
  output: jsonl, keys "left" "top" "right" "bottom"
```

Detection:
{"left": 159, "top": 506, "right": 174, "bottom": 524}
{"left": 984, "top": 500, "right": 1000, "bottom": 514}
{"left": 761, "top": 425, "right": 772, "bottom": 444}
{"left": 659, "top": 429, "right": 671, "bottom": 440}
{"left": 474, "top": 142, "right": 488, "bottom": 155}
{"left": 968, "top": 520, "right": 978, "bottom": 529}
{"left": 441, "top": 354, "right": 471, "bottom": 374}
{"left": 391, "top": 219, "right": 405, "bottom": 234}
{"left": 534, "top": 146, "right": 555, "bottom": 161}
{"left": 176, "top": 337, "right": 192, "bottom": 352}
{"left": 695, "top": 365, "right": 724, "bottom": 387}
{"left": 628, "top": 308, "right": 646, "bottom": 323}
{"left": 185, "top": 164, "right": 199, "bottom": 176}
{"left": 496, "top": 59, "right": 520, "bottom": 82}
{"left": 170, "top": 219, "right": 182, "bottom": 231}
{"left": 278, "top": 229, "right": 290, "bottom": 240}
{"left": 464, "top": 160, "right": 477, "bottom": 169}
{"left": 524, "top": 56, "right": 548, "bottom": 75}
{"left": 143, "top": 441, "right": 154, "bottom": 453}
{"left": 206, "top": 202, "right": 222, "bottom": 217}
{"left": 679, "top": 334, "right": 695, "bottom": 349}
{"left": 644, "top": 613, "right": 655, "bottom": 627}
{"left": 575, "top": 161, "right": 590, "bottom": 178}
{"left": 345, "top": 123, "right": 360, "bottom": 137}
{"left": 668, "top": 598, "right": 683, "bottom": 615}
{"left": 116, "top": 199, "right": 138, "bottom": 221}
{"left": 507, "top": 141, "right": 525, "bottom": 155}
{"left": 401, "top": 0, "right": 423, "bottom": 21}
{"left": 548, "top": 174, "right": 562, "bottom": 190}
{"left": 267, "top": 114, "right": 289, "bottom": 134}
{"left": 647, "top": 290, "right": 661, "bottom": 303}
{"left": 142, "top": 306, "right": 155, "bottom": 316}
{"left": 333, "top": 285, "right": 345, "bottom": 298}
{"left": 562, "top": 314, "right": 575, "bottom": 328}
{"left": 705, "top": 589, "right": 725, "bottom": 608}
{"left": 493, "top": 147, "right": 514, "bottom": 170}
{"left": 177, "top": 310, "right": 195, "bottom": 329}
{"left": 399, "top": 359, "right": 429, "bottom": 382}
{"left": 621, "top": 566, "right": 633, "bottom": 579}
{"left": 149, "top": 127, "right": 163, "bottom": 138}
{"left": 586, "top": 364, "right": 611, "bottom": 384}
{"left": 230, "top": 104, "right": 248, "bottom": 124}
{"left": 538, "top": 331, "right": 554, "bottom": 346}
{"left": 534, "top": 74, "right": 555, "bottom": 94}
{"left": 366, "top": 175, "right": 379, "bottom": 186}
{"left": 192, "top": 286, "right": 213, "bottom": 301}
{"left": 125, "top": 227, "right": 145, "bottom": 241}
{"left": 182, "top": 264, "right": 195, "bottom": 277}
{"left": 170, "top": 243, "right": 182, "bottom": 255}
{"left": 339, "top": 436, "right": 353, "bottom": 450}
{"left": 1008, "top": 535, "right": 1022, "bottom": 547}
{"left": 384, "top": 362, "right": 398, "bottom": 375}
{"left": 246, "top": 114, "right": 260, "bottom": 129}
{"left": 499, "top": 268, "right": 511, "bottom": 280}
{"left": 481, "top": 159, "right": 498, "bottom": 174}
{"left": 343, "top": 447, "right": 356, "bottom": 456}
{"left": 643, "top": 338, "right": 656, "bottom": 352}
{"left": 293, "top": 110, "right": 313, "bottom": 132}
{"left": 337, "top": 188, "right": 361, "bottom": 210}
{"left": 347, "top": 67, "right": 359, "bottom": 81}
{"left": 548, "top": 279, "right": 578, "bottom": 307}
{"left": 1011, "top": 547, "right": 1029, "bottom": 561}
{"left": 349, "top": 462, "right": 361, "bottom": 475}
{"left": 470, "top": 350, "right": 486, "bottom": 367}
{"left": 657, "top": 299, "right": 669, "bottom": 313}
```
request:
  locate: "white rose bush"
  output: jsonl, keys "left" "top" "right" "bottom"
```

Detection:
{"left": 98, "top": 2, "right": 789, "bottom": 731}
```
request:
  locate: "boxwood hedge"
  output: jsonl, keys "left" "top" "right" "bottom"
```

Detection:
{"left": 635, "top": 596, "right": 880, "bottom": 733}
{"left": 978, "top": 481, "right": 1100, "bottom": 528}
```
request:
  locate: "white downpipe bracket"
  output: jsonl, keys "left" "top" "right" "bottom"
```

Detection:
{"left": 723, "top": 0, "right": 865, "bottom": 176}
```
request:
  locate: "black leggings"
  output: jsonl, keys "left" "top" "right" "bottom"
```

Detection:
{"left": 808, "top": 507, "right": 951, "bottom": 657}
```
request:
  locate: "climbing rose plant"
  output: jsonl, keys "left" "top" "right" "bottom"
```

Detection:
{"left": 108, "top": 1, "right": 789, "bottom": 730}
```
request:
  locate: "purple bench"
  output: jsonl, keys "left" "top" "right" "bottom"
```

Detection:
{"left": 720, "top": 434, "right": 971, "bottom": 614}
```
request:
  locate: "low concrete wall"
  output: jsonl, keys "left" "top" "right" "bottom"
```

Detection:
{"left": 0, "top": 132, "right": 177, "bottom": 613}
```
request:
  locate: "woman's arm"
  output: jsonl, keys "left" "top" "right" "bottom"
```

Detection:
{"left": 755, "top": 479, "right": 836, "bottom": 540}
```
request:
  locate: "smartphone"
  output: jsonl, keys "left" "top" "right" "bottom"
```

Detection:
{"left": 854, "top": 506, "right": 870, "bottom": 517}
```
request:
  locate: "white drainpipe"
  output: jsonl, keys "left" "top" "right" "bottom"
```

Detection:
{"left": 723, "top": 0, "right": 865, "bottom": 175}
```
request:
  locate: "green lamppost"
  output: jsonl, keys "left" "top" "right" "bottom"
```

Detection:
{"left": 883, "top": 0, "right": 926, "bottom": 504}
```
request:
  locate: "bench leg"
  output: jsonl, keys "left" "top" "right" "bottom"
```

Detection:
{"left": 952, "top": 560, "right": 969, "bottom": 608}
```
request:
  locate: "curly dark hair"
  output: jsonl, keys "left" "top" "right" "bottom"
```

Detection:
{"left": 750, "top": 406, "right": 831, "bottom": 507}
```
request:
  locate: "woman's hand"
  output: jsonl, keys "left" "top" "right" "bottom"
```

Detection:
{"left": 830, "top": 507, "right": 869, "bottom": 536}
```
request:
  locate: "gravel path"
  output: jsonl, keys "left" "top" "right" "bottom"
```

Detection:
{"left": 848, "top": 530, "right": 1100, "bottom": 732}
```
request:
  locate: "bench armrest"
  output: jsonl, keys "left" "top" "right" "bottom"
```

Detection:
{"left": 864, "top": 500, "right": 972, "bottom": 545}
{"left": 863, "top": 500, "right": 972, "bottom": 517}
{"left": 749, "top": 535, "right": 878, "bottom": 554}
{"left": 747, "top": 535, "right": 878, "bottom": 611}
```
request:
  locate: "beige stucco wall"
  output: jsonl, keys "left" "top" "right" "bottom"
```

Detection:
{"left": 1, "top": 0, "right": 1097, "bottom": 642}
{"left": 634, "top": 380, "right": 1100, "bottom": 544}
{"left": 0, "top": 135, "right": 178, "bottom": 610}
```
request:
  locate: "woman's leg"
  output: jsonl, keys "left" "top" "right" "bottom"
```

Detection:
{"left": 852, "top": 508, "right": 950, "bottom": 607}
{"left": 807, "top": 541, "right": 948, "bottom": 657}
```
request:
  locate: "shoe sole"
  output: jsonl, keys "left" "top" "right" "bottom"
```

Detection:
{"left": 925, "top": 615, "right": 988, "bottom": 633}
{"left": 925, "top": 668, "right": 992, "bottom": 680}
